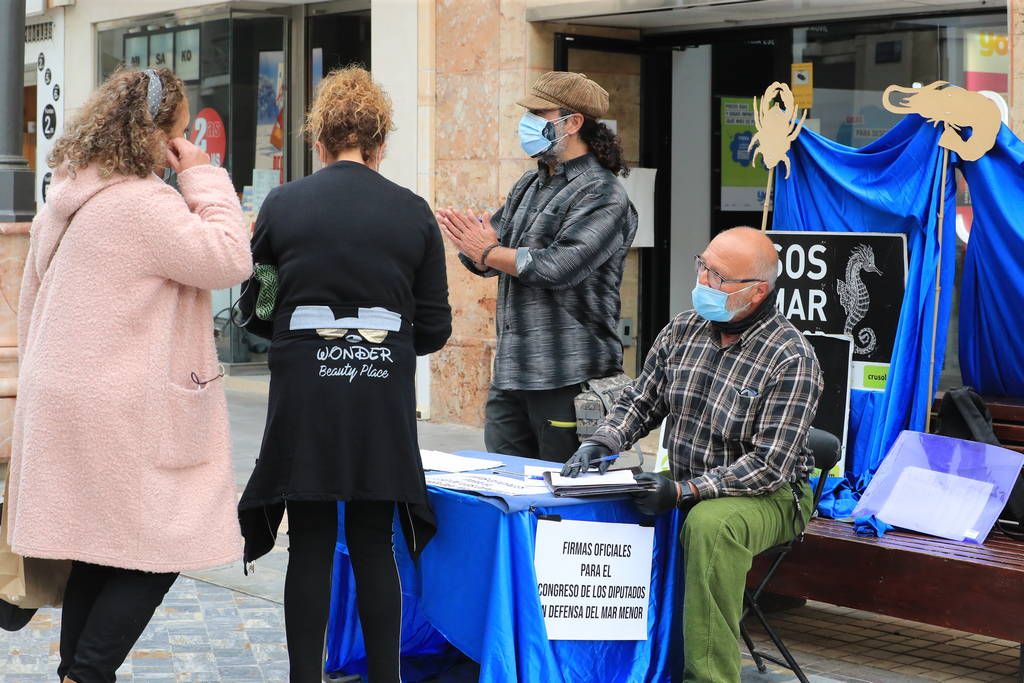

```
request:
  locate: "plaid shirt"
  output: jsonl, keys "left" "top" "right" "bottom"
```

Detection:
{"left": 589, "top": 308, "right": 823, "bottom": 499}
{"left": 460, "top": 154, "right": 638, "bottom": 391}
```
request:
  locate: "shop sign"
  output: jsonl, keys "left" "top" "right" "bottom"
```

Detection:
{"left": 148, "top": 32, "right": 174, "bottom": 69}
{"left": 965, "top": 30, "right": 1008, "bottom": 93}
{"left": 176, "top": 28, "right": 200, "bottom": 81}
{"left": 767, "top": 231, "right": 908, "bottom": 391}
{"left": 191, "top": 108, "right": 225, "bottom": 167}
{"left": 125, "top": 35, "right": 148, "bottom": 69}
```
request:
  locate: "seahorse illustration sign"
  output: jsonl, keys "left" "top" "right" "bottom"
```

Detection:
{"left": 836, "top": 245, "right": 882, "bottom": 356}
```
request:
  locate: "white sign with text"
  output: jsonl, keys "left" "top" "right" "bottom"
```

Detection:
{"left": 534, "top": 519, "right": 654, "bottom": 641}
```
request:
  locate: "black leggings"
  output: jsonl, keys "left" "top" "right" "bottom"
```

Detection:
{"left": 59, "top": 561, "right": 178, "bottom": 683}
{"left": 285, "top": 499, "right": 401, "bottom": 683}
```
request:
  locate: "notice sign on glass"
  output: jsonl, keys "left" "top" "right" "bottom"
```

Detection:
{"left": 534, "top": 519, "right": 654, "bottom": 641}
{"left": 767, "top": 231, "right": 907, "bottom": 391}
{"left": 720, "top": 96, "right": 770, "bottom": 211}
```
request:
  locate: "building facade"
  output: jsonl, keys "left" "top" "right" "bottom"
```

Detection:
{"left": 16, "top": 0, "right": 1019, "bottom": 428}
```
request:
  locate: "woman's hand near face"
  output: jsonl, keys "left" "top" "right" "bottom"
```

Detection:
{"left": 165, "top": 137, "right": 211, "bottom": 174}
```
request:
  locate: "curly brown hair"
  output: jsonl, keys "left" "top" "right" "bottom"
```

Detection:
{"left": 49, "top": 67, "right": 185, "bottom": 178}
{"left": 304, "top": 66, "right": 394, "bottom": 163}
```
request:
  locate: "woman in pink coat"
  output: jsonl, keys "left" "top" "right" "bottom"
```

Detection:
{"left": 5, "top": 67, "right": 252, "bottom": 683}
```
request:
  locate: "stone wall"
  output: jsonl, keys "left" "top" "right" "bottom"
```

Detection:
{"left": 430, "top": 0, "right": 640, "bottom": 425}
{"left": 0, "top": 224, "right": 30, "bottom": 466}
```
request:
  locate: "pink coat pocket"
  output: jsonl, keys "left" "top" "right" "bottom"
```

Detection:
{"left": 158, "top": 382, "right": 219, "bottom": 470}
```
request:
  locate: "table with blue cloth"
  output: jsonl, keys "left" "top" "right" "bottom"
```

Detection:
{"left": 324, "top": 452, "right": 685, "bottom": 683}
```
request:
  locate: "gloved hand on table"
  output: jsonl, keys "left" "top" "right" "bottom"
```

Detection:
{"left": 560, "top": 442, "right": 612, "bottom": 477}
{"left": 632, "top": 472, "right": 696, "bottom": 516}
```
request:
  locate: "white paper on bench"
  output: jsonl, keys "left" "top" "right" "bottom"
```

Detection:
{"left": 877, "top": 466, "right": 994, "bottom": 541}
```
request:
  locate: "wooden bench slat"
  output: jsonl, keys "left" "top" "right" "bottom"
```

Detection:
{"left": 994, "top": 423, "right": 1024, "bottom": 443}
{"left": 805, "top": 521, "right": 1024, "bottom": 567}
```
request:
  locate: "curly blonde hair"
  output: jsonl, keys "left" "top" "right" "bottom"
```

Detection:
{"left": 49, "top": 67, "right": 185, "bottom": 178}
{"left": 304, "top": 66, "right": 394, "bottom": 162}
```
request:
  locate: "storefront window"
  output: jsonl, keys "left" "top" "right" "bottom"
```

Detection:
{"left": 98, "top": 11, "right": 289, "bottom": 365}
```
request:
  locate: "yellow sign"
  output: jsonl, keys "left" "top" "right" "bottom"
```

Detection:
{"left": 791, "top": 62, "right": 813, "bottom": 109}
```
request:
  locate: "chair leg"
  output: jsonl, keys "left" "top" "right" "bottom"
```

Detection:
{"left": 747, "top": 598, "right": 810, "bottom": 683}
{"left": 740, "top": 621, "right": 767, "bottom": 674}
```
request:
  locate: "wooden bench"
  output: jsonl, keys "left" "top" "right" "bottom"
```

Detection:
{"left": 750, "top": 394, "right": 1024, "bottom": 679}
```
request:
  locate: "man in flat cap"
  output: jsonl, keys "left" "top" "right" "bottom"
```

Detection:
{"left": 438, "top": 71, "right": 638, "bottom": 463}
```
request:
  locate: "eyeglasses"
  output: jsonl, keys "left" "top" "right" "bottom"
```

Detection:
{"left": 694, "top": 255, "right": 764, "bottom": 291}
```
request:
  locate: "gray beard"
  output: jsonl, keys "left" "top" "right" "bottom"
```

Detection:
{"left": 539, "top": 135, "right": 567, "bottom": 168}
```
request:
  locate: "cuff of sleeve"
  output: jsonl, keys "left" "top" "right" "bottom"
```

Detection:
{"left": 176, "top": 164, "right": 230, "bottom": 192}
{"left": 515, "top": 247, "right": 533, "bottom": 275}
{"left": 690, "top": 475, "right": 719, "bottom": 500}
{"left": 587, "top": 428, "right": 623, "bottom": 455}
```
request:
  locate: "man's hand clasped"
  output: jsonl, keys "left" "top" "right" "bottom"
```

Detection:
{"left": 436, "top": 208, "right": 500, "bottom": 269}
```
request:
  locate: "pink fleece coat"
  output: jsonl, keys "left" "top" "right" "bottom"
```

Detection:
{"left": 6, "top": 164, "right": 252, "bottom": 572}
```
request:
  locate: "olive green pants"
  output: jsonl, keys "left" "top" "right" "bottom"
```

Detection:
{"left": 681, "top": 481, "right": 814, "bottom": 682}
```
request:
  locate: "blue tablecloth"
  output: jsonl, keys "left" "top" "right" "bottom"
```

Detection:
{"left": 325, "top": 453, "right": 684, "bottom": 683}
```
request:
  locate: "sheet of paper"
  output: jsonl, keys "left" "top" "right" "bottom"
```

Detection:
{"left": 524, "top": 466, "right": 561, "bottom": 479}
{"left": 877, "top": 466, "right": 994, "bottom": 541}
{"left": 547, "top": 469, "right": 639, "bottom": 489}
{"left": 420, "top": 450, "right": 503, "bottom": 473}
{"left": 425, "top": 472, "right": 548, "bottom": 496}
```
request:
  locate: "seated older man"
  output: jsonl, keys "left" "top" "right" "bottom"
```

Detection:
{"left": 563, "top": 226, "right": 823, "bottom": 682}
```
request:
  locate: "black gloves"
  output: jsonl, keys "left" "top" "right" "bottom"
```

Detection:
{"left": 632, "top": 472, "right": 695, "bottom": 516}
{"left": 561, "top": 442, "right": 612, "bottom": 477}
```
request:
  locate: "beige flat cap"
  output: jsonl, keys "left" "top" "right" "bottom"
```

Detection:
{"left": 516, "top": 71, "right": 609, "bottom": 119}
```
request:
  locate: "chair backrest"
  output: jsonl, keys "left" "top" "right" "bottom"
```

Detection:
{"left": 806, "top": 427, "right": 841, "bottom": 508}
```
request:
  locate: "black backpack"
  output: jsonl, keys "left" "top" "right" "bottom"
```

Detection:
{"left": 936, "top": 387, "right": 1024, "bottom": 538}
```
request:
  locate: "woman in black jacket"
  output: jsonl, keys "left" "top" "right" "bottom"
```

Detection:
{"left": 238, "top": 67, "right": 452, "bottom": 682}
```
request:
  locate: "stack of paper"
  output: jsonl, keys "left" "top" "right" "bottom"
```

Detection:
{"left": 543, "top": 468, "right": 656, "bottom": 497}
{"left": 420, "top": 450, "right": 504, "bottom": 473}
{"left": 425, "top": 472, "right": 549, "bottom": 496}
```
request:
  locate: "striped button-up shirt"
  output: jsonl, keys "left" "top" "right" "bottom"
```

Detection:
{"left": 589, "top": 308, "right": 823, "bottom": 499}
{"left": 461, "top": 153, "right": 638, "bottom": 391}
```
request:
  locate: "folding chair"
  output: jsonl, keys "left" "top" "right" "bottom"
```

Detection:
{"left": 740, "top": 427, "right": 842, "bottom": 683}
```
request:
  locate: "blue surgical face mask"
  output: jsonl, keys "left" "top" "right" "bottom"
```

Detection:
{"left": 691, "top": 282, "right": 757, "bottom": 322}
{"left": 518, "top": 112, "right": 572, "bottom": 158}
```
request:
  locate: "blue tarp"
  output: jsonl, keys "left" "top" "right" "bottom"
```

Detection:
{"left": 325, "top": 453, "right": 685, "bottom": 682}
{"left": 957, "top": 124, "right": 1024, "bottom": 397}
{"left": 773, "top": 115, "right": 957, "bottom": 516}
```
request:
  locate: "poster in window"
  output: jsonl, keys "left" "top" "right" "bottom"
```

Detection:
{"left": 175, "top": 28, "right": 200, "bottom": 81}
{"left": 964, "top": 29, "right": 1008, "bottom": 94}
{"left": 125, "top": 35, "right": 148, "bottom": 70}
{"left": 149, "top": 32, "right": 174, "bottom": 69}
{"left": 720, "top": 97, "right": 769, "bottom": 211}
{"left": 255, "top": 50, "right": 285, "bottom": 178}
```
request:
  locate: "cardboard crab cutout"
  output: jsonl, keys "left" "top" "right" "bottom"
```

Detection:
{"left": 748, "top": 81, "right": 807, "bottom": 179}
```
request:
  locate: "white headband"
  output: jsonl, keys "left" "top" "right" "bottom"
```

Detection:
{"left": 143, "top": 69, "right": 163, "bottom": 118}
